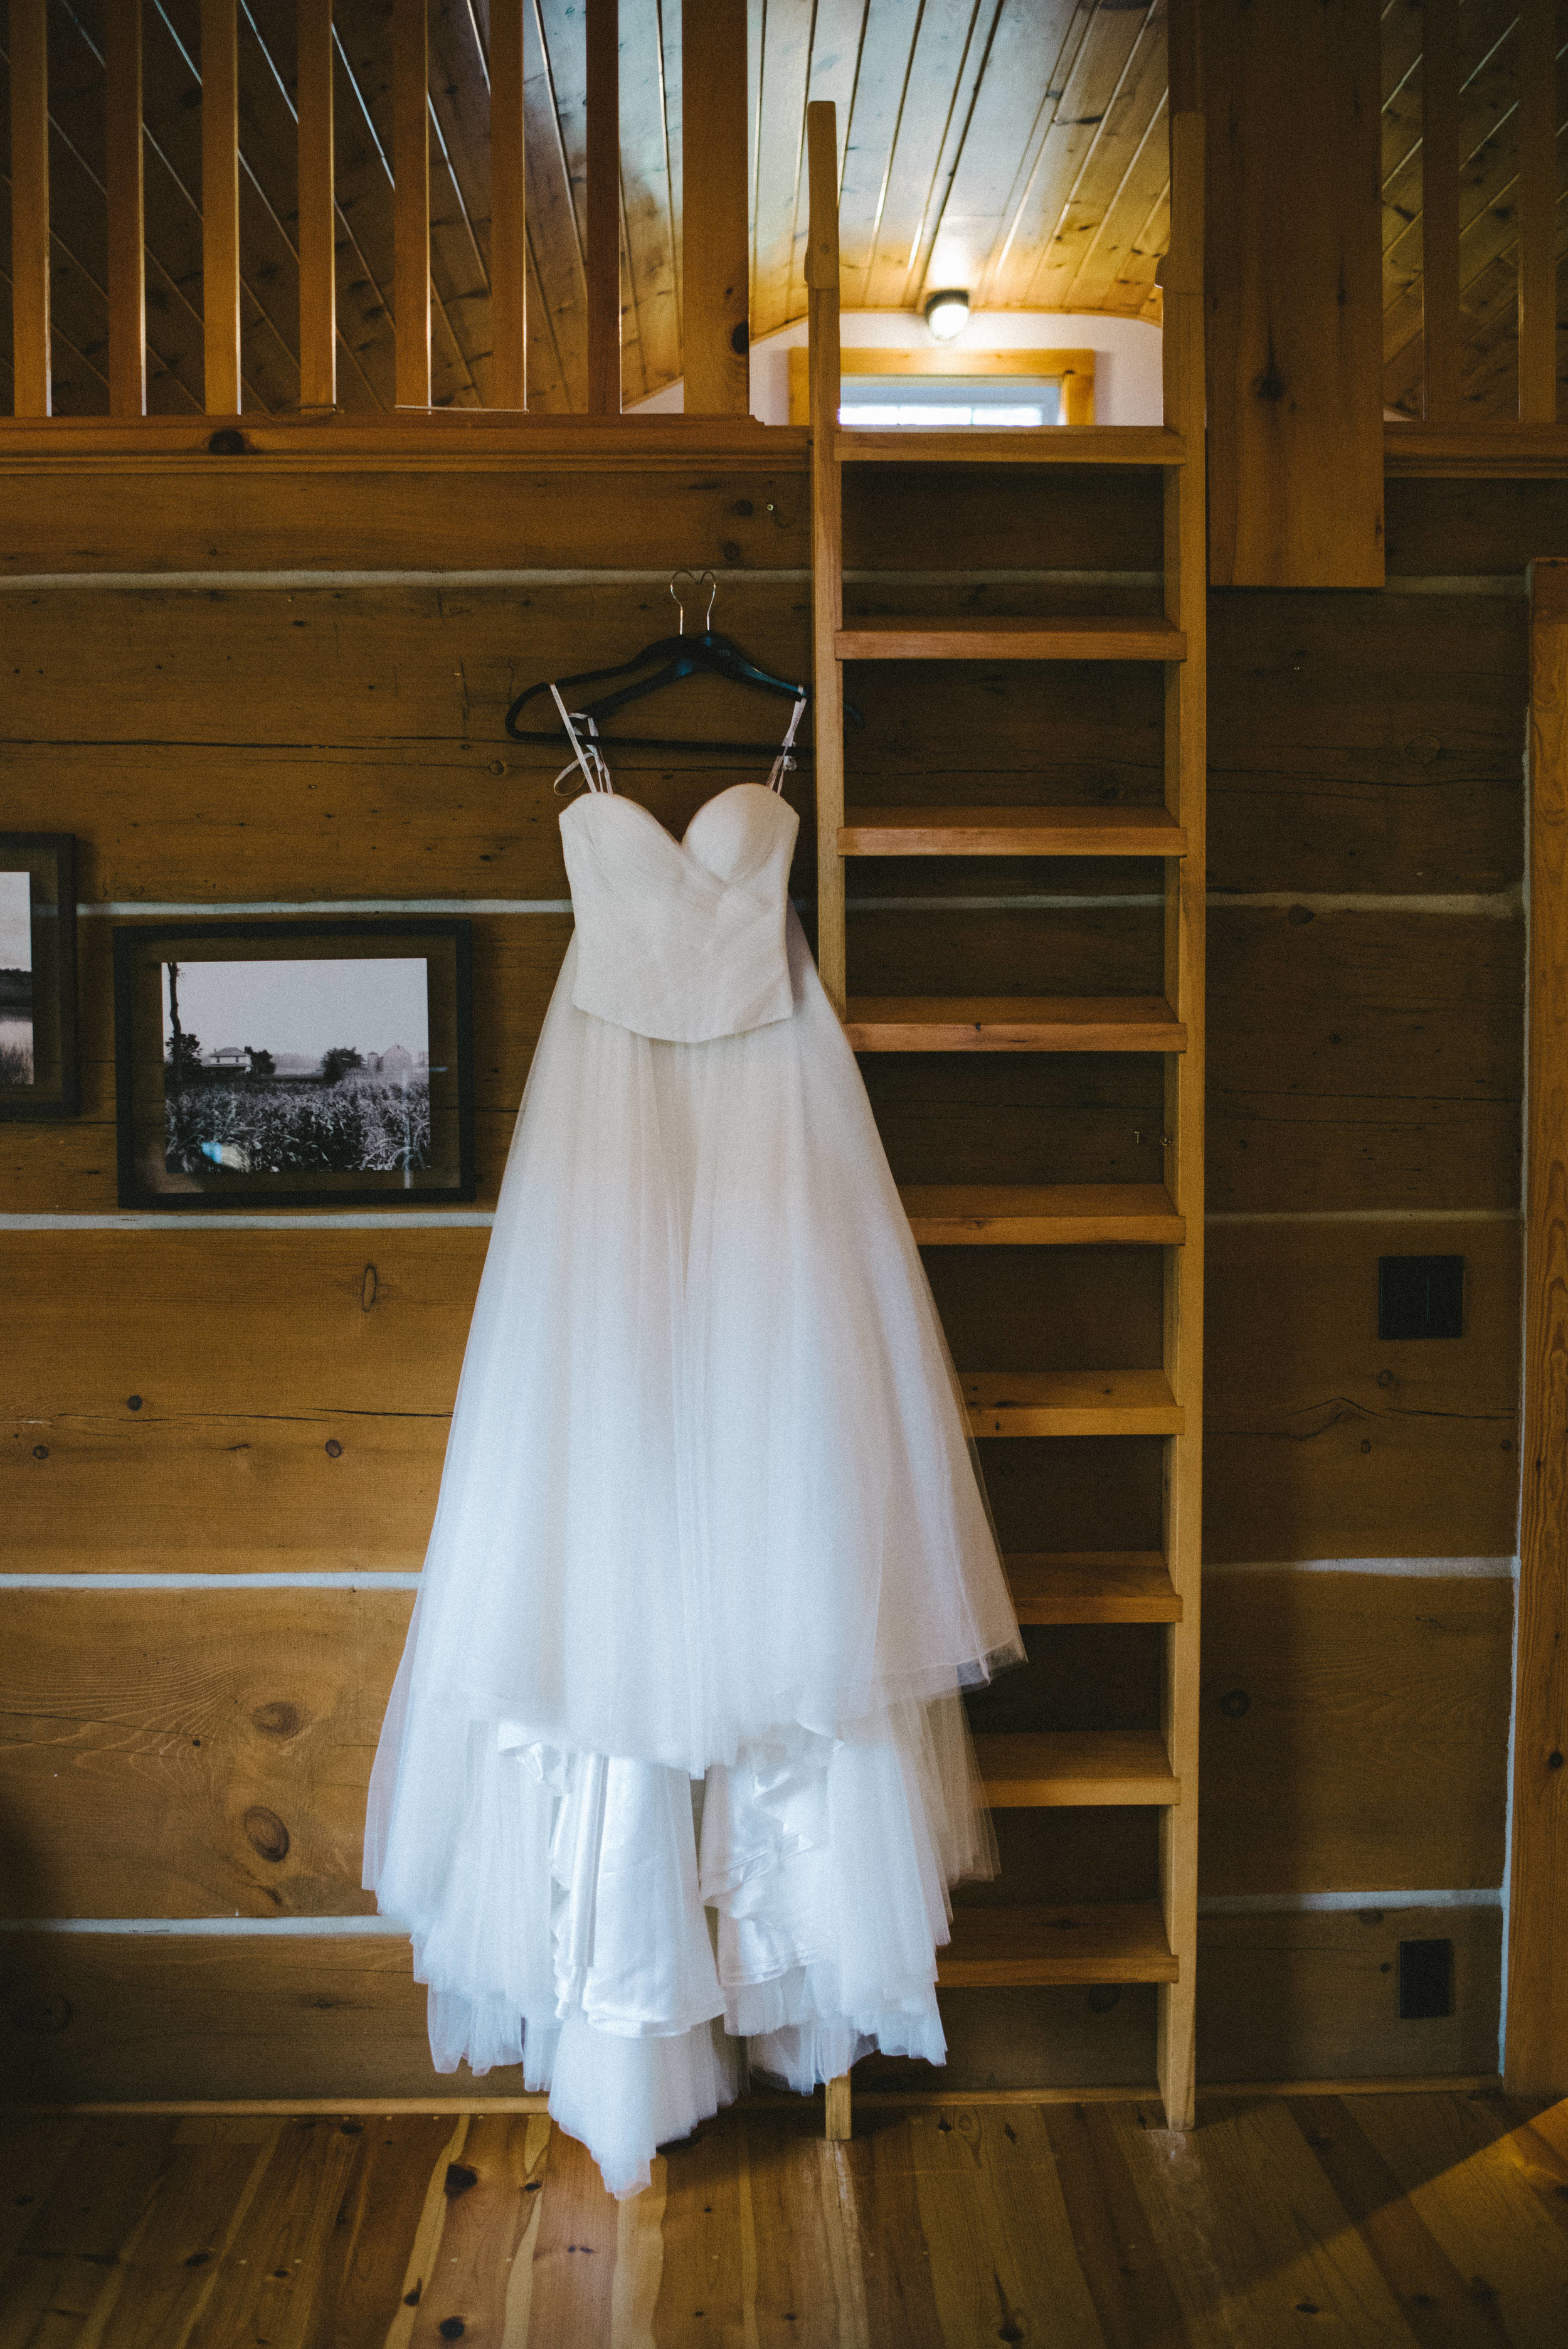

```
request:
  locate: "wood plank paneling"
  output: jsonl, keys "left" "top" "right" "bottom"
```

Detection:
{"left": 1207, "top": 591, "right": 1528, "bottom": 896}
{"left": 1207, "top": 908, "right": 1525, "bottom": 1214}
{"left": 0, "top": 1589, "right": 406, "bottom": 1919}
{"left": 1419, "top": 0, "right": 1463, "bottom": 427}
{"left": 0, "top": 457, "right": 810, "bottom": 575}
{"left": 1200, "top": 1571, "right": 1513, "bottom": 1896}
{"left": 1385, "top": 477, "right": 1568, "bottom": 575}
{"left": 1205, "top": 1218, "right": 1523, "bottom": 1564}
{"left": 1199, "top": 1907, "right": 1503, "bottom": 2084}
{"left": 1205, "top": 0, "right": 1385, "bottom": 586}
{"left": 1508, "top": 559, "right": 1568, "bottom": 2097}
{"left": 0, "top": 1573, "right": 1510, "bottom": 1924}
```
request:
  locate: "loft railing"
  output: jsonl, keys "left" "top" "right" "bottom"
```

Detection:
{"left": 1, "top": 0, "right": 750, "bottom": 426}
{"left": 1389, "top": 0, "right": 1564, "bottom": 438}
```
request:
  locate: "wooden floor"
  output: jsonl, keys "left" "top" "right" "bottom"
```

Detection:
{"left": 2, "top": 2089, "right": 1566, "bottom": 2346}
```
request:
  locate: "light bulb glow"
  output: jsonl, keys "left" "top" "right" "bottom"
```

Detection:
{"left": 923, "top": 290, "right": 970, "bottom": 344}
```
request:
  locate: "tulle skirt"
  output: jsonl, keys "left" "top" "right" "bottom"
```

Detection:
{"left": 365, "top": 908, "right": 1022, "bottom": 2195}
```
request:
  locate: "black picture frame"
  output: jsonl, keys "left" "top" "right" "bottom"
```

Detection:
{"left": 112, "top": 918, "right": 475, "bottom": 1210}
{"left": 0, "top": 834, "right": 78, "bottom": 1120}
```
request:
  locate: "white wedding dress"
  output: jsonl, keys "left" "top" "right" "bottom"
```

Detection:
{"left": 364, "top": 707, "right": 1022, "bottom": 2195}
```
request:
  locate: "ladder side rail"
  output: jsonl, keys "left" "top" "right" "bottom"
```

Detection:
{"left": 807, "top": 100, "right": 847, "bottom": 1018}
{"left": 1158, "top": 105, "right": 1207, "bottom": 2133}
{"left": 807, "top": 100, "right": 851, "bottom": 2138}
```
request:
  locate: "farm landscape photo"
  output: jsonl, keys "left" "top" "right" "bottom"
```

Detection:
{"left": 0, "top": 870, "right": 33, "bottom": 1086}
{"left": 161, "top": 954, "right": 432, "bottom": 1177}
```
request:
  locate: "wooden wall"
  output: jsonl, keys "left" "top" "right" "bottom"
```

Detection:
{"left": 0, "top": 459, "right": 1532, "bottom": 2101}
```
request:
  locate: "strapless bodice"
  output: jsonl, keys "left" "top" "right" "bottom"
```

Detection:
{"left": 559, "top": 783, "right": 800, "bottom": 1044}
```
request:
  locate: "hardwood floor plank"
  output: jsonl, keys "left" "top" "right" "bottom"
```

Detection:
{"left": 316, "top": 2116, "right": 487, "bottom": 2349}
{"left": 1040, "top": 2102, "right": 1190, "bottom": 2348}
{"left": 744, "top": 2104, "right": 870, "bottom": 2347}
{"left": 189, "top": 2116, "right": 366, "bottom": 2349}
{"left": 905, "top": 2105, "right": 1107, "bottom": 2349}
{"left": 652, "top": 2116, "right": 748, "bottom": 2346}
{"left": 1345, "top": 2092, "right": 1568, "bottom": 2346}
{"left": 526, "top": 2123, "right": 618, "bottom": 2349}
{"left": 1283, "top": 2096, "right": 1507, "bottom": 2348}
{"left": 1110, "top": 2096, "right": 1423, "bottom": 2345}
{"left": 384, "top": 2116, "right": 472, "bottom": 2349}
{"left": 93, "top": 2121, "right": 282, "bottom": 2349}
{"left": 408, "top": 2114, "right": 549, "bottom": 2348}
{"left": 0, "top": 2117, "right": 178, "bottom": 2346}
{"left": 842, "top": 2114, "right": 946, "bottom": 2349}
{"left": 0, "top": 2119, "right": 81, "bottom": 2269}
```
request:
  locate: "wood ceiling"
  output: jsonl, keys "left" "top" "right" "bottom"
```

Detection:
{"left": 1381, "top": 0, "right": 1568, "bottom": 423}
{"left": 7, "top": 2, "right": 1557, "bottom": 423}
{"left": 1, "top": 0, "right": 1171, "bottom": 416}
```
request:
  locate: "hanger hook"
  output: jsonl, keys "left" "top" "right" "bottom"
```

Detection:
{"left": 669, "top": 568, "right": 717, "bottom": 637}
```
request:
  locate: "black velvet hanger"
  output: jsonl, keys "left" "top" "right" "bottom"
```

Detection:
{"left": 504, "top": 570, "right": 862, "bottom": 753}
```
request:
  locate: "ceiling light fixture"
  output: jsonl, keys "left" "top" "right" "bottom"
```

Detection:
{"left": 922, "top": 289, "right": 970, "bottom": 344}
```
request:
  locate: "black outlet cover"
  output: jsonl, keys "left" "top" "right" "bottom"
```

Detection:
{"left": 1398, "top": 1936, "right": 1454, "bottom": 2020}
{"left": 1378, "top": 1254, "right": 1464, "bottom": 1341}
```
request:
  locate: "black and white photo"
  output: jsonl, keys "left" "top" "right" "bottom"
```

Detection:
{"left": 0, "top": 869, "right": 31, "bottom": 1087}
{"left": 114, "top": 918, "right": 474, "bottom": 1208}
{"left": 0, "top": 834, "right": 78, "bottom": 1120}
{"left": 160, "top": 954, "right": 433, "bottom": 1177}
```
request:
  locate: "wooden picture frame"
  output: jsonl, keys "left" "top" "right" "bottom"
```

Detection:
{"left": 788, "top": 345, "right": 1096, "bottom": 427}
{"left": 113, "top": 918, "right": 475, "bottom": 1211}
{"left": 0, "top": 833, "right": 79, "bottom": 1120}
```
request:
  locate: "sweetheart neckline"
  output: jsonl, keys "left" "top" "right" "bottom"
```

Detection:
{"left": 562, "top": 780, "right": 795, "bottom": 856}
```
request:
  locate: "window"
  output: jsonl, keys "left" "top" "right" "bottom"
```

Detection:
{"left": 788, "top": 347, "right": 1093, "bottom": 428}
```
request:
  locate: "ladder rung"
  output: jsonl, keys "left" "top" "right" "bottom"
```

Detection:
{"left": 1005, "top": 1551, "right": 1182, "bottom": 1624}
{"left": 845, "top": 997, "right": 1185, "bottom": 1053}
{"left": 903, "top": 1183, "right": 1184, "bottom": 1245}
{"left": 836, "top": 426, "right": 1187, "bottom": 468}
{"left": 975, "top": 1729, "right": 1179, "bottom": 1808}
{"left": 835, "top": 616, "right": 1186, "bottom": 662}
{"left": 964, "top": 1369, "right": 1184, "bottom": 1437}
{"left": 840, "top": 804, "right": 1187, "bottom": 856}
{"left": 939, "top": 1901, "right": 1179, "bottom": 1986}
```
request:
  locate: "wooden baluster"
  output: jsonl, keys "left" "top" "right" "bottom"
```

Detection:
{"left": 1518, "top": 0, "right": 1557, "bottom": 425}
{"left": 1421, "top": 0, "right": 1461, "bottom": 427}
{"left": 681, "top": 0, "right": 748, "bottom": 414}
{"left": 394, "top": 0, "right": 431, "bottom": 406}
{"left": 490, "top": 0, "right": 527, "bottom": 410}
{"left": 9, "top": 0, "right": 51, "bottom": 418}
{"left": 297, "top": 0, "right": 336, "bottom": 411}
{"left": 201, "top": 0, "right": 241, "bottom": 413}
{"left": 585, "top": 0, "right": 621, "bottom": 413}
{"left": 105, "top": 0, "right": 146, "bottom": 417}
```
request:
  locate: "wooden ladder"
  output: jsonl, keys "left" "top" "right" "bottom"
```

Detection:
{"left": 807, "top": 100, "right": 1205, "bottom": 2139}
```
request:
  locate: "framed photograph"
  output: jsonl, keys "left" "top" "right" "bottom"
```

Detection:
{"left": 0, "top": 834, "right": 78, "bottom": 1120}
{"left": 113, "top": 919, "right": 475, "bottom": 1210}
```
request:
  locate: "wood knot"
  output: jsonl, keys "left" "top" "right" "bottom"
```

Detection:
{"left": 9, "top": 1994, "right": 72, "bottom": 2035}
{"left": 324, "top": 1439, "right": 343, "bottom": 1459}
{"left": 444, "top": 2163, "right": 479, "bottom": 2198}
{"left": 208, "top": 428, "right": 247, "bottom": 455}
{"left": 251, "top": 1701, "right": 303, "bottom": 1739}
{"left": 361, "top": 1265, "right": 378, "bottom": 1312}
{"left": 242, "top": 1806, "right": 290, "bottom": 1862}
{"left": 1219, "top": 1688, "right": 1249, "bottom": 1719}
